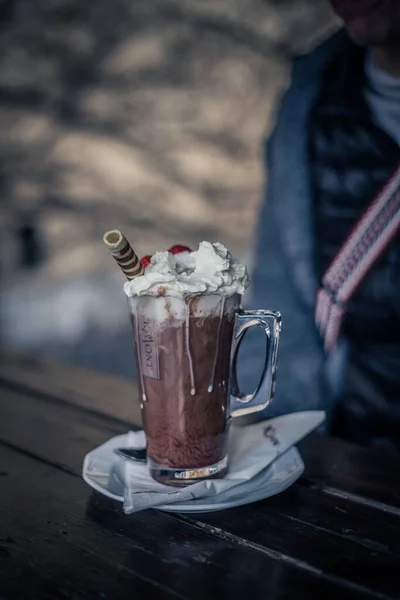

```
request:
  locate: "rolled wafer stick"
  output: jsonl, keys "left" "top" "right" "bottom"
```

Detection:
{"left": 103, "top": 229, "right": 144, "bottom": 280}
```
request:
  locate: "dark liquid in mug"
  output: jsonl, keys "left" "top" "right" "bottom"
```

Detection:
{"left": 131, "top": 295, "right": 238, "bottom": 481}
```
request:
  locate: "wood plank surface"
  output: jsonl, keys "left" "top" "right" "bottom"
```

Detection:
{"left": 0, "top": 385, "right": 126, "bottom": 475}
{"left": 299, "top": 435, "right": 400, "bottom": 510}
{"left": 2, "top": 349, "right": 400, "bottom": 599}
{"left": 0, "top": 443, "right": 369, "bottom": 600}
{"left": 2, "top": 348, "right": 400, "bottom": 509}
{"left": 0, "top": 348, "right": 142, "bottom": 426}
{"left": 2, "top": 369, "right": 400, "bottom": 598}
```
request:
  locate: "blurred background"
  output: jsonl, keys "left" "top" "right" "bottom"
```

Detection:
{"left": 0, "top": 0, "right": 338, "bottom": 379}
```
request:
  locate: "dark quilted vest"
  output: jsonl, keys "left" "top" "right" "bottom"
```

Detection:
{"left": 309, "top": 42, "right": 400, "bottom": 452}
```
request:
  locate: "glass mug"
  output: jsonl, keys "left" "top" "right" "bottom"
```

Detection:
{"left": 129, "top": 292, "right": 281, "bottom": 485}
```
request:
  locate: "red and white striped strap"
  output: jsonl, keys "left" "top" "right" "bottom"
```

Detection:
{"left": 315, "top": 162, "right": 400, "bottom": 354}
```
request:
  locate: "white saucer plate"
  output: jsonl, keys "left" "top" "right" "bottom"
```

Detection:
{"left": 83, "top": 436, "right": 304, "bottom": 513}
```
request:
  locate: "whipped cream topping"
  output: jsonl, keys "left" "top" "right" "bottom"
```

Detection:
{"left": 124, "top": 242, "right": 249, "bottom": 298}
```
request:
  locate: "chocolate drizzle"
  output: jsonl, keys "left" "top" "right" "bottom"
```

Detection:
{"left": 208, "top": 295, "right": 226, "bottom": 393}
{"left": 185, "top": 296, "right": 196, "bottom": 396}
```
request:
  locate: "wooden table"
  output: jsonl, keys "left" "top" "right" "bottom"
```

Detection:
{"left": 1, "top": 349, "right": 400, "bottom": 600}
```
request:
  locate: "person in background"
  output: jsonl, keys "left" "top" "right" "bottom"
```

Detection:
{"left": 244, "top": 0, "right": 400, "bottom": 452}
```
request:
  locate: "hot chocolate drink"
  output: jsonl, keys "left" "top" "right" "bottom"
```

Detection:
{"left": 125, "top": 242, "right": 249, "bottom": 484}
{"left": 130, "top": 294, "right": 240, "bottom": 482}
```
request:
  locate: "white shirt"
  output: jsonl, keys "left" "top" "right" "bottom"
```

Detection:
{"left": 364, "top": 50, "right": 400, "bottom": 147}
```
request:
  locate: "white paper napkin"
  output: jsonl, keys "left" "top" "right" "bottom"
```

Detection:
{"left": 118, "top": 411, "right": 325, "bottom": 513}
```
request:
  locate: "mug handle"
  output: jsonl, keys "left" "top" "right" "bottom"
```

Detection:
{"left": 230, "top": 309, "right": 281, "bottom": 418}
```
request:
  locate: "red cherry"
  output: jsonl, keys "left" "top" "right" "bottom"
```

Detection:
{"left": 169, "top": 244, "right": 191, "bottom": 255}
{"left": 140, "top": 255, "right": 151, "bottom": 268}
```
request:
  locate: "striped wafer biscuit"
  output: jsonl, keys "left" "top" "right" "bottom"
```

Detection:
{"left": 103, "top": 230, "right": 144, "bottom": 280}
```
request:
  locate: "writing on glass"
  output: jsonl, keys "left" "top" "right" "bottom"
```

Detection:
{"left": 263, "top": 425, "right": 280, "bottom": 447}
{"left": 138, "top": 313, "right": 160, "bottom": 379}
